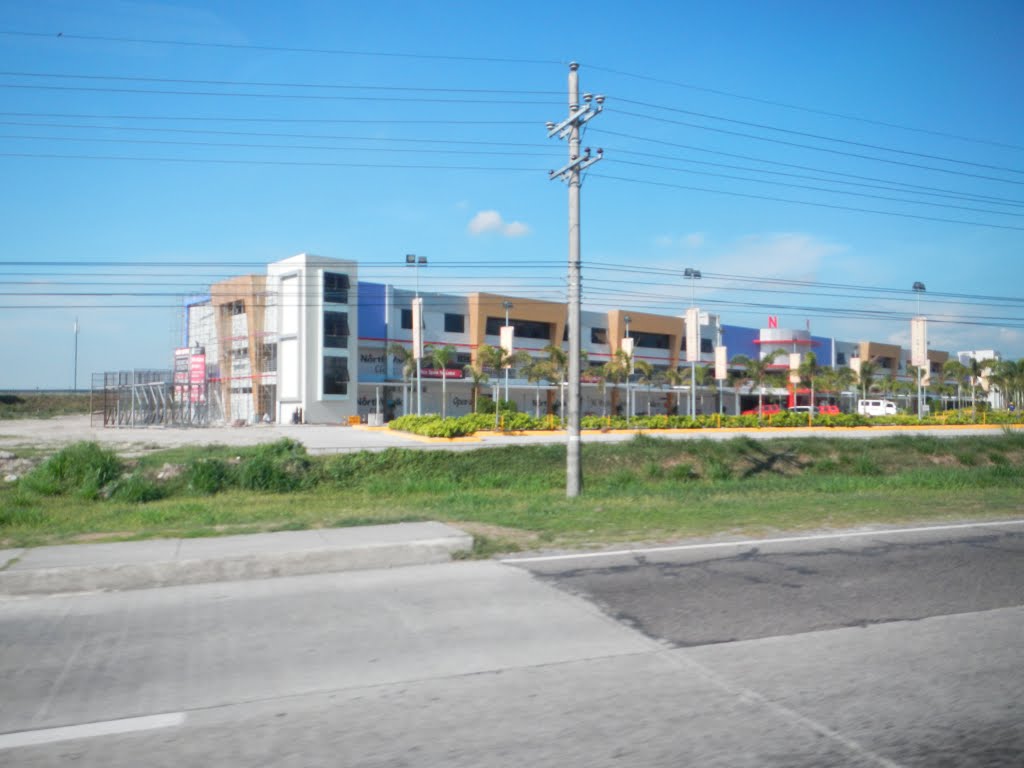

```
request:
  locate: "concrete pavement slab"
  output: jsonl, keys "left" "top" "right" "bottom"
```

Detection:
{"left": 0, "top": 522, "right": 472, "bottom": 596}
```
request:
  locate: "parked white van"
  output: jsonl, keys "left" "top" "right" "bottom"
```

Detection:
{"left": 857, "top": 399, "right": 898, "bottom": 417}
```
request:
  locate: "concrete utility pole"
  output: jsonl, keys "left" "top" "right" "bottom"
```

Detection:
{"left": 548, "top": 62, "right": 603, "bottom": 498}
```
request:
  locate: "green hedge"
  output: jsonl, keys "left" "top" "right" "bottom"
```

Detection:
{"left": 387, "top": 409, "right": 1024, "bottom": 436}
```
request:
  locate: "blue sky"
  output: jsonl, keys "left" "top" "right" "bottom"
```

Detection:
{"left": 2, "top": 0, "right": 1023, "bottom": 388}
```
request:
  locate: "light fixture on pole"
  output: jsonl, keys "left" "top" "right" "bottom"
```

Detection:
{"left": 406, "top": 254, "right": 427, "bottom": 416}
{"left": 912, "top": 281, "right": 927, "bottom": 420}
{"left": 623, "top": 315, "right": 632, "bottom": 424}
{"left": 502, "top": 301, "right": 514, "bottom": 405}
{"left": 684, "top": 268, "right": 702, "bottom": 419}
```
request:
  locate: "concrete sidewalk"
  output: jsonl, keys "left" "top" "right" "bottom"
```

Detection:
{"left": 0, "top": 522, "right": 473, "bottom": 596}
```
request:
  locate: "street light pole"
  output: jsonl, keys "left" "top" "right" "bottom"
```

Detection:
{"left": 406, "top": 254, "right": 427, "bottom": 416}
{"left": 503, "top": 301, "right": 513, "bottom": 405}
{"left": 684, "top": 268, "right": 702, "bottom": 419}
{"left": 73, "top": 317, "right": 79, "bottom": 392}
{"left": 912, "top": 281, "right": 926, "bottom": 420}
{"left": 623, "top": 314, "right": 631, "bottom": 424}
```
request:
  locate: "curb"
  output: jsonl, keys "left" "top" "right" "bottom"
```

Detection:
{"left": 0, "top": 523, "right": 473, "bottom": 596}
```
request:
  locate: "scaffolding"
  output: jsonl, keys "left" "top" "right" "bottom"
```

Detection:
{"left": 91, "top": 369, "right": 211, "bottom": 427}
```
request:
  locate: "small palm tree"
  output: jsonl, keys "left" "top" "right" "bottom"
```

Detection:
{"left": 798, "top": 351, "right": 820, "bottom": 411}
{"left": 731, "top": 349, "right": 783, "bottom": 422}
{"left": 462, "top": 358, "right": 490, "bottom": 413}
{"left": 428, "top": 344, "right": 458, "bottom": 419}
{"left": 387, "top": 342, "right": 416, "bottom": 416}
{"left": 943, "top": 359, "right": 968, "bottom": 410}
{"left": 633, "top": 359, "right": 656, "bottom": 416}
{"left": 664, "top": 366, "right": 686, "bottom": 415}
{"left": 602, "top": 349, "right": 631, "bottom": 417}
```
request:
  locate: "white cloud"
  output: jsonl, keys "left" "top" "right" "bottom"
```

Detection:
{"left": 653, "top": 232, "right": 705, "bottom": 249}
{"left": 468, "top": 210, "right": 531, "bottom": 237}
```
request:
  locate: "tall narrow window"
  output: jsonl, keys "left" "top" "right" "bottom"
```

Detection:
{"left": 323, "top": 272, "right": 350, "bottom": 304}
{"left": 323, "top": 356, "right": 349, "bottom": 395}
{"left": 324, "top": 311, "right": 350, "bottom": 348}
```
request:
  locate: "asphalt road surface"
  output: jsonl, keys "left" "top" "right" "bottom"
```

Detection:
{"left": 2, "top": 521, "right": 1022, "bottom": 766}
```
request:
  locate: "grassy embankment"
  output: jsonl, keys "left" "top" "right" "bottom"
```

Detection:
{"left": 2, "top": 433, "right": 1022, "bottom": 552}
{"left": 0, "top": 392, "right": 92, "bottom": 420}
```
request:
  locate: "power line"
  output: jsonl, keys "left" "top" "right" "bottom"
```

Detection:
{"left": 0, "top": 29, "right": 564, "bottom": 66}
{"left": 592, "top": 128, "right": 1024, "bottom": 207}
{"left": 0, "top": 151, "right": 544, "bottom": 171}
{"left": 586, "top": 64, "right": 1024, "bottom": 152}
{"left": 614, "top": 97, "right": 1024, "bottom": 176}
{"left": 0, "top": 70, "right": 561, "bottom": 96}
{"left": 608, "top": 158, "right": 1024, "bottom": 218}
{"left": 613, "top": 108, "right": 1024, "bottom": 186}
{"left": 591, "top": 172, "right": 1024, "bottom": 231}
{"left": 0, "top": 110, "right": 537, "bottom": 125}
{"left": 0, "top": 82, "right": 556, "bottom": 105}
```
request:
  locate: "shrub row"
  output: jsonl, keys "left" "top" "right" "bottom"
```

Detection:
{"left": 389, "top": 409, "right": 1024, "bottom": 436}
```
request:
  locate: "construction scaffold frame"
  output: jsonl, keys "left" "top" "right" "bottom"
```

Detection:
{"left": 91, "top": 369, "right": 211, "bottom": 428}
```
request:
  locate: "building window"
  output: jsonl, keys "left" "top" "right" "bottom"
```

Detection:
{"left": 485, "top": 317, "right": 552, "bottom": 340}
{"left": 590, "top": 328, "right": 608, "bottom": 345}
{"left": 323, "top": 356, "right": 349, "bottom": 395}
{"left": 701, "top": 338, "right": 714, "bottom": 354}
{"left": 837, "top": 352, "right": 847, "bottom": 365}
{"left": 324, "top": 311, "right": 350, "bottom": 349}
{"left": 224, "top": 300, "right": 245, "bottom": 316}
{"left": 401, "top": 308, "right": 413, "bottom": 330}
{"left": 323, "top": 272, "right": 350, "bottom": 304}
{"left": 632, "top": 332, "right": 670, "bottom": 350}
{"left": 444, "top": 313, "right": 465, "bottom": 333}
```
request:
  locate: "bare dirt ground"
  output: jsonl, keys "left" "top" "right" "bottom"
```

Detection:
{"left": 0, "top": 415, "right": 421, "bottom": 457}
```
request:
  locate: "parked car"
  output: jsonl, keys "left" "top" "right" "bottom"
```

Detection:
{"left": 857, "top": 399, "right": 898, "bottom": 417}
{"left": 741, "top": 403, "right": 781, "bottom": 416}
{"left": 788, "top": 405, "right": 815, "bottom": 414}
{"left": 817, "top": 404, "right": 841, "bottom": 415}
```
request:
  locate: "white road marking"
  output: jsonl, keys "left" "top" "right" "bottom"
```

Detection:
{"left": 501, "top": 519, "right": 1024, "bottom": 564}
{"left": 0, "top": 712, "right": 185, "bottom": 751}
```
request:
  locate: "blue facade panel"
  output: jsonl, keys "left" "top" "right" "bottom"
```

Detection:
{"left": 722, "top": 324, "right": 759, "bottom": 360}
{"left": 358, "top": 281, "right": 388, "bottom": 342}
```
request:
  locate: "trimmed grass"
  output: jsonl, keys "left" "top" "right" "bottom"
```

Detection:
{"left": 1, "top": 433, "right": 1022, "bottom": 550}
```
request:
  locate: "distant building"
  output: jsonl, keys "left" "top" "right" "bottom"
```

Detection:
{"left": 182, "top": 253, "right": 980, "bottom": 424}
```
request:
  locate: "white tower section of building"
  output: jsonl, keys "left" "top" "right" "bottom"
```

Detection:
{"left": 268, "top": 254, "right": 358, "bottom": 424}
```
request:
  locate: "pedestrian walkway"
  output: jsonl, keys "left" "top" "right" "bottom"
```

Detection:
{"left": 0, "top": 522, "right": 472, "bottom": 596}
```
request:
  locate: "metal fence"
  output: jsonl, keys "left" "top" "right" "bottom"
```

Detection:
{"left": 90, "top": 370, "right": 211, "bottom": 427}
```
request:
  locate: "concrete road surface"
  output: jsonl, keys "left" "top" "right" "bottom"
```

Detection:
{"left": 1, "top": 522, "right": 1022, "bottom": 766}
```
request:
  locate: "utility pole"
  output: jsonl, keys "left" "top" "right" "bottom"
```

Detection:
{"left": 548, "top": 62, "right": 603, "bottom": 498}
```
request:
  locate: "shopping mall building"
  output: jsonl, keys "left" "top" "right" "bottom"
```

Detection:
{"left": 180, "top": 254, "right": 970, "bottom": 424}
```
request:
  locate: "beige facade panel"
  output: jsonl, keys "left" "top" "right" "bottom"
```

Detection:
{"left": 467, "top": 293, "right": 567, "bottom": 362}
{"left": 608, "top": 309, "right": 684, "bottom": 368}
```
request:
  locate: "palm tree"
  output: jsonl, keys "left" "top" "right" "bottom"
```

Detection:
{"left": 855, "top": 358, "right": 879, "bottom": 402}
{"left": 387, "top": 342, "right": 416, "bottom": 416}
{"left": 428, "top": 344, "right": 458, "bottom": 419}
{"left": 476, "top": 343, "right": 531, "bottom": 409}
{"left": 731, "top": 349, "right": 783, "bottom": 422}
{"left": 602, "top": 349, "right": 631, "bottom": 418}
{"left": 990, "top": 359, "right": 1024, "bottom": 411}
{"left": 587, "top": 363, "right": 610, "bottom": 417}
{"left": 633, "top": 359, "right": 656, "bottom": 416}
{"left": 521, "top": 357, "right": 549, "bottom": 419}
{"left": 967, "top": 357, "right": 996, "bottom": 419}
{"left": 540, "top": 344, "right": 568, "bottom": 423}
{"left": 798, "top": 352, "right": 820, "bottom": 410}
{"left": 664, "top": 366, "right": 686, "bottom": 415}
{"left": 462, "top": 356, "right": 490, "bottom": 413}
{"left": 943, "top": 359, "right": 968, "bottom": 410}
